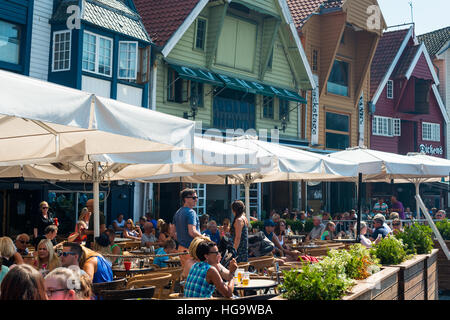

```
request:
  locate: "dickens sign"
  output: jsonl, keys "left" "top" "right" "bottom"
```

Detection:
{"left": 419, "top": 144, "right": 443, "bottom": 156}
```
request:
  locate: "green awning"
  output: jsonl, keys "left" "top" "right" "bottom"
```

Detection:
{"left": 168, "top": 63, "right": 307, "bottom": 104}
{"left": 169, "top": 64, "right": 224, "bottom": 87}
{"left": 214, "top": 73, "right": 307, "bottom": 104}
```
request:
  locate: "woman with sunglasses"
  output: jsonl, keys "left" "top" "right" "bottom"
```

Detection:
{"left": 33, "top": 201, "right": 54, "bottom": 247}
{"left": 391, "top": 219, "right": 403, "bottom": 235}
{"left": 184, "top": 240, "right": 236, "bottom": 298}
{"left": 44, "top": 267, "right": 83, "bottom": 300}
{"left": 123, "top": 219, "right": 142, "bottom": 241}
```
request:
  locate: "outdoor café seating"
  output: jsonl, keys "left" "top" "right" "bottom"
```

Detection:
{"left": 248, "top": 256, "right": 275, "bottom": 274}
{"left": 126, "top": 272, "right": 172, "bottom": 299}
{"left": 92, "top": 278, "right": 127, "bottom": 297}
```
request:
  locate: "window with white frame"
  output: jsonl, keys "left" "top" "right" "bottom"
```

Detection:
{"left": 372, "top": 116, "right": 394, "bottom": 137}
{"left": 52, "top": 30, "right": 71, "bottom": 71}
{"left": 82, "top": 31, "right": 112, "bottom": 76}
{"left": 422, "top": 122, "right": 440, "bottom": 141}
{"left": 387, "top": 80, "right": 393, "bottom": 99}
{"left": 118, "top": 41, "right": 138, "bottom": 80}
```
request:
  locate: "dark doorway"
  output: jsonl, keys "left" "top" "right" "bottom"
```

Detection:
{"left": 398, "top": 121, "right": 417, "bottom": 155}
{"left": 6, "top": 190, "right": 41, "bottom": 237}
{"left": 158, "top": 183, "right": 182, "bottom": 223}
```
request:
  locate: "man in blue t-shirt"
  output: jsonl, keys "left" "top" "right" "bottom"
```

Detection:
{"left": 173, "top": 188, "right": 202, "bottom": 268}
{"left": 154, "top": 239, "right": 177, "bottom": 268}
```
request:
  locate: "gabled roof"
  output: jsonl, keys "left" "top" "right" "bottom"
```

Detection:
{"left": 133, "top": 0, "right": 201, "bottom": 48}
{"left": 392, "top": 44, "right": 421, "bottom": 79}
{"left": 287, "top": 0, "right": 344, "bottom": 31}
{"left": 417, "top": 26, "right": 450, "bottom": 58}
{"left": 370, "top": 27, "right": 413, "bottom": 103}
{"left": 51, "top": 0, "right": 151, "bottom": 43}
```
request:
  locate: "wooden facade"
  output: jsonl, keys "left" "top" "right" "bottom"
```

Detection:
{"left": 293, "top": 0, "right": 385, "bottom": 151}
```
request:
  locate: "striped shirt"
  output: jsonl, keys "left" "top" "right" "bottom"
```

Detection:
{"left": 184, "top": 262, "right": 216, "bottom": 298}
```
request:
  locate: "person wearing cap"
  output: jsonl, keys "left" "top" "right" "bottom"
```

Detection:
{"left": 263, "top": 219, "right": 284, "bottom": 257}
{"left": 306, "top": 214, "right": 325, "bottom": 241}
{"left": 370, "top": 214, "right": 390, "bottom": 241}
{"left": 435, "top": 210, "right": 447, "bottom": 220}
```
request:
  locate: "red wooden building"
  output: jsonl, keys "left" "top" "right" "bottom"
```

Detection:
{"left": 368, "top": 26, "right": 449, "bottom": 211}
{"left": 370, "top": 26, "right": 448, "bottom": 158}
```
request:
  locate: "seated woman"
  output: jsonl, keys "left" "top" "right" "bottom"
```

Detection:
{"left": 274, "top": 220, "right": 300, "bottom": 261}
{"left": 321, "top": 222, "right": 336, "bottom": 240}
{"left": 33, "top": 239, "right": 61, "bottom": 276}
{"left": 391, "top": 218, "right": 404, "bottom": 235}
{"left": 184, "top": 240, "right": 236, "bottom": 298}
{"left": 0, "top": 237, "right": 24, "bottom": 267}
{"left": 157, "top": 221, "right": 172, "bottom": 246}
{"left": 68, "top": 221, "right": 88, "bottom": 244}
{"left": 44, "top": 267, "right": 87, "bottom": 300}
{"left": 123, "top": 219, "right": 142, "bottom": 241}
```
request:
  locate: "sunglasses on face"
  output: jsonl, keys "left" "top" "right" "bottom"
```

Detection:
{"left": 208, "top": 251, "right": 220, "bottom": 255}
{"left": 46, "top": 289, "right": 68, "bottom": 297}
{"left": 59, "top": 251, "right": 76, "bottom": 257}
{"left": 42, "top": 207, "right": 49, "bottom": 209}
{"left": 18, "top": 240, "right": 29, "bottom": 244}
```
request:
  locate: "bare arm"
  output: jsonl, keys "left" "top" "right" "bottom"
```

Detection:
{"left": 13, "top": 252, "right": 24, "bottom": 265}
{"left": 206, "top": 267, "right": 234, "bottom": 298}
{"left": 83, "top": 258, "right": 96, "bottom": 281}
{"left": 33, "top": 228, "right": 38, "bottom": 239}
{"left": 188, "top": 224, "right": 202, "bottom": 239}
{"left": 233, "top": 219, "right": 243, "bottom": 251}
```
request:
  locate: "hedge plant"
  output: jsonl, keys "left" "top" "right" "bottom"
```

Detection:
{"left": 436, "top": 219, "right": 450, "bottom": 240}
{"left": 395, "top": 223, "right": 433, "bottom": 255}
{"left": 370, "top": 236, "right": 409, "bottom": 265}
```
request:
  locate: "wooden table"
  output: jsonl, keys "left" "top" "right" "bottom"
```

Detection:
{"left": 234, "top": 279, "right": 279, "bottom": 297}
{"left": 114, "top": 237, "right": 131, "bottom": 243}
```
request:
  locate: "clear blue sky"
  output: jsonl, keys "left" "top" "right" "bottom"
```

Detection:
{"left": 377, "top": 0, "right": 450, "bottom": 35}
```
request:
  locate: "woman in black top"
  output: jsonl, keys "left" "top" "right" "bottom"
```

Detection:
{"left": 33, "top": 201, "right": 54, "bottom": 246}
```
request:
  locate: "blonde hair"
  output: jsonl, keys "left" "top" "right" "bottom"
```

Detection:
{"left": 188, "top": 236, "right": 211, "bottom": 260}
{"left": 0, "top": 237, "right": 16, "bottom": 258}
{"left": 40, "top": 201, "right": 49, "bottom": 209}
{"left": 75, "top": 221, "right": 87, "bottom": 233}
{"left": 125, "top": 219, "right": 135, "bottom": 230}
{"left": 44, "top": 267, "right": 92, "bottom": 300}
{"left": 157, "top": 219, "right": 165, "bottom": 229}
{"left": 79, "top": 208, "right": 90, "bottom": 222}
{"left": 36, "top": 239, "right": 61, "bottom": 271}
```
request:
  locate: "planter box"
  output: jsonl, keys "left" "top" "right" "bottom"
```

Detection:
{"left": 390, "top": 249, "right": 439, "bottom": 300}
{"left": 433, "top": 240, "right": 450, "bottom": 291}
{"left": 343, "top": 267, "right": 400, "bottom": 300}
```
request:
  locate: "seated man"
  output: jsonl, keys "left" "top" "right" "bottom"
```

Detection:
{"left": 59, "top": 242, "right": 88, "bottom": 277}
{"left": 184, "top": 241, "right": 236, "bottom": 298}
{"left": 202, "top": 220, "right": 221, "bottom": 245}
{"left": 306, "top": 214, "right": 325, "bottom": 241}
{"left": 370, "top": 214, "right": 390, "bottom": 241}
{"left": 153, "top": 239, "right": 177, "bottom": 268}
{"left": 15, "top": 234, "right": 31, "bottom": 256}
{"left": 112, "top": 214, "right": 125, "bottom": 233}
{"left": 141, "top": 221, "right": 157, "bottom": 248}
{"left": 263, "top": 219, "right": 284, "bottom": 258}
{"left": 35, "top": 225, "right": 58, "bottom": 250}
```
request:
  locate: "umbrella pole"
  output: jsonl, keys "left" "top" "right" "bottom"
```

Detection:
{"left": 244, "top": 181, "right": 250, "bottom": 221}
{"left": 93, "top": 161, "right": 100, "bottom": 238}
{"left": 415, "top": 182, "right": 420, "bottom": 220}
{"left": 356, "top": 173, "right": 362, "bottom": 242}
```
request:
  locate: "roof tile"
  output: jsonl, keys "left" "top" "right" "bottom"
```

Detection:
{"left": 417, "top": 26, "right": 450, "bottom": 58}
{"left": 287, "top": 0, "right": 344, "bottom": 31}
{"left": 370, "top": 28, "right": 410, "bottom": 97}
{"left": 133, "top": 0, "right": 200, "bottom": 48}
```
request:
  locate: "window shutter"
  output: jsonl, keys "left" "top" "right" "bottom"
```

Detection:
{"left": 393, "top": 118, "right": 401, "bottom": 136}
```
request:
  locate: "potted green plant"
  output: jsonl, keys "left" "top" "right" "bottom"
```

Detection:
{"left": 370, "top": 236, "right": 409, "bottom": 265}
{"left": 395, "top": 223, "right": 433, "bottom": 255}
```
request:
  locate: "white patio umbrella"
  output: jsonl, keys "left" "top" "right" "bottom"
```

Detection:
{"left": 0, "top": 136, "right": 266, "bottom": 235}
{"left": 328, "top": 147, "right": 450, "bottom": 256}
{"left": 0, "top": 70, "right": 195, "bottom": 237}
{"left": 141, "top": 135, "right": 359, "bottom": 220}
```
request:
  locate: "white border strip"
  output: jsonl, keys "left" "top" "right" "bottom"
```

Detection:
{"left": 372, "top": 27, "right": 413, "bottom": 105}
{"left": 161, "top": 0, "right": 210, "bottom": 57}
{"left": 432, "top": 83, "right": 449, "bottom": 124}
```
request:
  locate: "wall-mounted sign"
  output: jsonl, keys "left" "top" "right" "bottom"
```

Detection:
{"left": 358, "top": 92, "right": 365, "bottom": 147}
{"left": 311, "top": 75, "right": 319, "bottom": 145}
{"left": 419, "top": 144, "right": 443, "bottom": 156}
